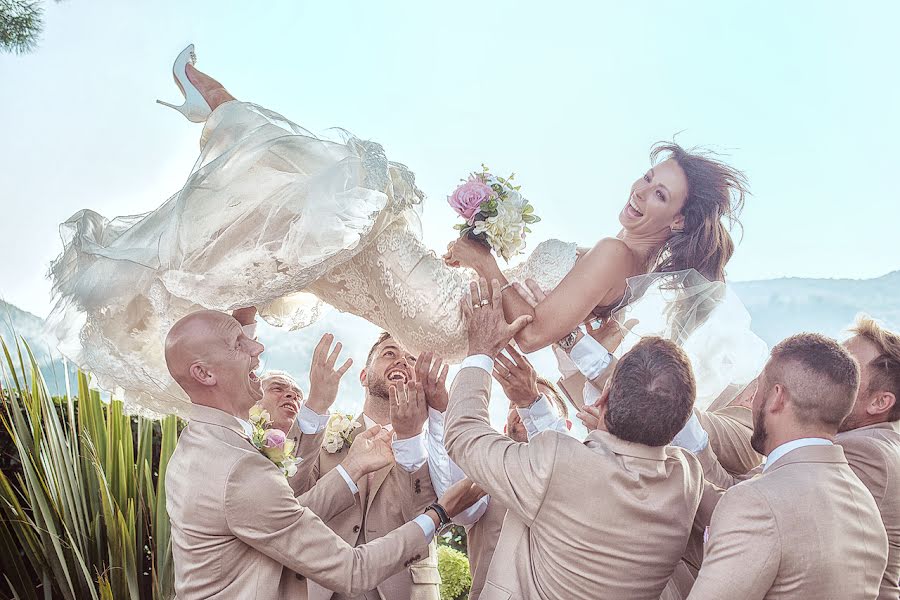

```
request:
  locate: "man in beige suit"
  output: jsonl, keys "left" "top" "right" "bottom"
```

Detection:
{"left": 445, "top": 279, "right": 704, "bottom": 600}
{"left": 836, "top": 317, "right": 900, "bottom": 600}
{"left": 291, "top": 332, "right": 448, "bottom": 600}
{"left": 676, "top": 319, "right": 900, "bottom": 599}
{"left": 687, "top": 333, "right": 889, "bottom": 599}
{"left": 164, "top": 310, "right": 481, "bottom": 599}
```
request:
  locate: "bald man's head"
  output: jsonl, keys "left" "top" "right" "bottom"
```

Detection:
{"left": 165, "top": 310, "right": 265, "bottom": 412}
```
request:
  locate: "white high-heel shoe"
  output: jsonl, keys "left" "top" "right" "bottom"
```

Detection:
{"left": 156, "top": 44, "right": 212, "bottom": 123}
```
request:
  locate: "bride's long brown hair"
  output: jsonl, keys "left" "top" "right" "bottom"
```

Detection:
{"left": 649, "top": 143, "right": 747, "bottom": 282}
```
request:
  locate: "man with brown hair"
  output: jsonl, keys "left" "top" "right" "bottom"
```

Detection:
{"left": 291, "top": 330, "right": 449, "bottom": 600}
{"left": 445, "top": 278, "right": 703, "bottom": 599}
{"left": 836, "top": 316, "right": 900, "bottom": 600}
{"left": 687, "top": 333, "right": 888, "bottom": 599}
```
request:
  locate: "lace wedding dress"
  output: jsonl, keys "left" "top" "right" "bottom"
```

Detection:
{"left": 46, "top": 101, "right": 766, "bottom": 417}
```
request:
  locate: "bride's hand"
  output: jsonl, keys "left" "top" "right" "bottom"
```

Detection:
{"left": 442, "top": 237, "right": 493, "bottom": 271}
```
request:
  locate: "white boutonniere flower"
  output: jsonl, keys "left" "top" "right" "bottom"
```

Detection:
{"left": 323, "top": 413, "right": 362, "bottom": 453}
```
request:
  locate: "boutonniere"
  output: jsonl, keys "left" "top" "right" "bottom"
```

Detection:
{"left": 323, "top": 413, "right": 362, "bottom": 454}
{"left": 248, "top": 405, "right": 302, "bottom": 478}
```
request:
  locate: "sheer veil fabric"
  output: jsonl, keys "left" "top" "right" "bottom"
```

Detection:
{"left": 46, "top": 100, "right": 766, "bottom": 417}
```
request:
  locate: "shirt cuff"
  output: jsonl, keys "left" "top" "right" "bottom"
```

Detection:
{"left": 413, "top": 513, "right": 436, "bottom": 542}
{"left": 454, "top": 495, "right": 491, "bottom": 527}
{"left": 392, "top": 431, "right": 428, "bottom": 472}
{"left": 296, "top": 405, "right": 330, "bottom": 434}
{"left": 569, "top": 335, "right": 613, "bottom": 380}
{"left": 334, "top": 464, "right": 359, "bottom": 495}
{"left": 671, "top": 411, "right": 710, "bottom": 454}
{"left": 517, "top": 395, "right": 563, "bottom": 439}
{"left": 242, "top": 323, "right": 257, "bottom": 340}
{"left": 427, "top": 407, "right": 445, "bottom": 440}
{"left": 461, "top": 354, "right": 493, "bottom": 375}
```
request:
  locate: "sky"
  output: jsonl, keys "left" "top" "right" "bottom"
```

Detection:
{"left": 1, "top": 1, "right": 899, "bottom": 416}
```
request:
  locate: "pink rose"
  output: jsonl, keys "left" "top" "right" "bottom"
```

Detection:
{"left": 264, "top": 428, "right": 286, "bottom": 449}
{"left": 448, "top": 180, "right": 494, "bottom": 221}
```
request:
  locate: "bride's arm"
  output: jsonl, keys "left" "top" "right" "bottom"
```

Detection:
{"left": 448, "top": 237, "right": 633, "bottom": 353}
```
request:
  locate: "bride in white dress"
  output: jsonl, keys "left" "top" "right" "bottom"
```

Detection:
{"left": 46, "top": 46, "right": 767, "bottom": 416}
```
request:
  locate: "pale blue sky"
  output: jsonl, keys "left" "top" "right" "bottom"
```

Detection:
{"left": 2, "top": 1, "right": 899, "bottom": 317}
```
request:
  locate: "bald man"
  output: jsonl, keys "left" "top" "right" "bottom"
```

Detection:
{"left": 163, "top": 310, "right": 482, "bottom": 600}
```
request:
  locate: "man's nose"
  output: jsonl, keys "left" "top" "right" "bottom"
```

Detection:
{"left": 251, "top": 339, "right": 265, "bottom": 355}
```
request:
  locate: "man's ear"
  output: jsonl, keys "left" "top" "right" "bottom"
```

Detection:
{"left": 867, "top": 391, "right": 897, "bottom": 418}
{"left": 769, "top": 383, "right": 788, "bottom": 414}
{"left": 190, "top": 362, "right": 216, "bottom": 387}
{"left": 359, "top": 367, "right": 368, "bottom": 388}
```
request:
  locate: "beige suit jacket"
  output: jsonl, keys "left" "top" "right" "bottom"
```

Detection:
{"left": 688, "top": 444, "right": 889, "bottom": 599}
{"left": 465, "top": 497, "right": 508, "bottom": 600}
{"left": 836, "top": 421, "right": 900, "bottom": 600}
{"left": 446, "top": 366, "right": 703, "bottom": 600}
{"left": 294, "top": 414, "right": 440, "bottom": 600}
{"left": 166, "top": 404, "right": 429, "bottom": 600}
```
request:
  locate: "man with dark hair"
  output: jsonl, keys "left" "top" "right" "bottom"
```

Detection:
{"left": 686, "top": 333, "right": 888, "bottom": 600}
{"left": 444, "top": 278, "right": 703, "bottom": 599}
{"left": 291, "top": 330, "right": 449, "bottom": 600}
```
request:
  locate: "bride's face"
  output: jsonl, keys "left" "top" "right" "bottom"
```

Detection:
{"left": 619, "top": 158, "right": 689, "bottom": 236}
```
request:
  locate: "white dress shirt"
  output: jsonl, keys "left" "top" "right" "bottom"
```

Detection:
{"left": 553, "top": 334, "right": 613, "bottom": 407}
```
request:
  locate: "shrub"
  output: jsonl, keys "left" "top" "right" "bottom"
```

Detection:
{"left": 437, "top": 544, "right": 472, "bottom": 600}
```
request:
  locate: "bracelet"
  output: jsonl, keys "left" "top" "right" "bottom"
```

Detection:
{"left": 426, "top": 502, "right": 452, "bottom": 530}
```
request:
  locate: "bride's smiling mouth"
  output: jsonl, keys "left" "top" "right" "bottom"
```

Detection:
{"left": 625, "top": 195, "right": 644, "bottom": 218}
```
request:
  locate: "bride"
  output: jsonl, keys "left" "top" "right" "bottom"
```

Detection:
{"left": 46, "top": 45, "right": 766, "bottom": 416}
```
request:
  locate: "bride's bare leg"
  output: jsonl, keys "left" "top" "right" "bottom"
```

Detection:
{"left": 186, "top": 63, "right": 236, "bottom": 110}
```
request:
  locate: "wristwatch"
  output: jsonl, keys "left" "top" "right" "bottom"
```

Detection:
{"left": 557, "top": 329, "right": 579, "bottom": 351}
{"left": 426, "top": 502, "right": 452, "bottom": 531}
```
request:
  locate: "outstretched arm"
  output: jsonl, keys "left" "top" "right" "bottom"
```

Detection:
{"left": 445, "top": 237, "right": 633, "bottom": 353}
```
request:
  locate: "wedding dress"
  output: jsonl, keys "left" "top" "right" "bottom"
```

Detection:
{"left": 46, "top": 101, "right": 767, "bottom": 417}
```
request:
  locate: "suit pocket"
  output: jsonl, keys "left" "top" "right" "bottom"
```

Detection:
{"left": 479, "top": 582, "right": 512, "bottom": 600}
{"left": 409, "top": 563, "right": 441, "bottom": 585}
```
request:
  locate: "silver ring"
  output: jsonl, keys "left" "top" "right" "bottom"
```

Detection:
{"left": 479, "top": 299, "right": 490, "bottom": 307}
{"left": 472, "top": 303, "right": 482, "bottom": 309}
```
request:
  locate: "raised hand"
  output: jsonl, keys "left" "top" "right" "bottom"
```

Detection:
{"left": 389, "top": 380, "right": 428, "bottom": 440}
{"left": 437, "top": 478, "right": 486, "bottom": 518}
{"left": 306, "top": 333, "right": 353, "bottom": 414}
{"left": 461, "top": 277, "right": 533, "bottom": 358}
{"left": 585, "top": 317, "right": 639, "bottom": 354}
{"left": 415, "top": 351, "right": 450, "bottom": 413}
{"left": 442, "top": 237, "right": 492, "bottom": 272}
{"left": 494, "top": 344, "right": 540, "bottom": 408}
{"left": 342, "top": 425, "right": 395, "bottom": 481}
{"left": 576, "top": 382, "right": 609, "bottom": 432}
{"left": 505, "top": 407, "right": 528, "bottom": 443}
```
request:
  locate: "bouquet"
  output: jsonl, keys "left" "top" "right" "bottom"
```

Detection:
{"left": 447, "top": 166, "right": 540, "bottom": 261}
{"left": 248, "top": 405, "right": 302, "bottom": 478}
{"left": 323, "top": 413, "right": 362, "bottom": 454}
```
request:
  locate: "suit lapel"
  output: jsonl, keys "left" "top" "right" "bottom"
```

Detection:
{"left": 366, "top": 463, "right": 394, "bottom": 513}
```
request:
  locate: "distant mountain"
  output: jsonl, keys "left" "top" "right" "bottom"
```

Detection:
{"left": 732, "top": 270, "right": 900, "bottom": 346}
{"left": 2, "top": 269, "right": 898, "bottom": 405}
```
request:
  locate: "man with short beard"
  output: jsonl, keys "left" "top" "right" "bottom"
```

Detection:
{"left": 291, "top": 331, "right": 449, "bottom": 600}
{"left": 677, "top": 320, "right": 900, "bottom": 600}
{"left": 686, "top": 333, "right": 888, "bottom": 599}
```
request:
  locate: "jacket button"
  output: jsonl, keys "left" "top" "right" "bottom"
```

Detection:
{"left": 353, "top": 525, "right": 360, "bottom": 533}
{"left": 413, "top": 555, "right": 421, "bottom": 561}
